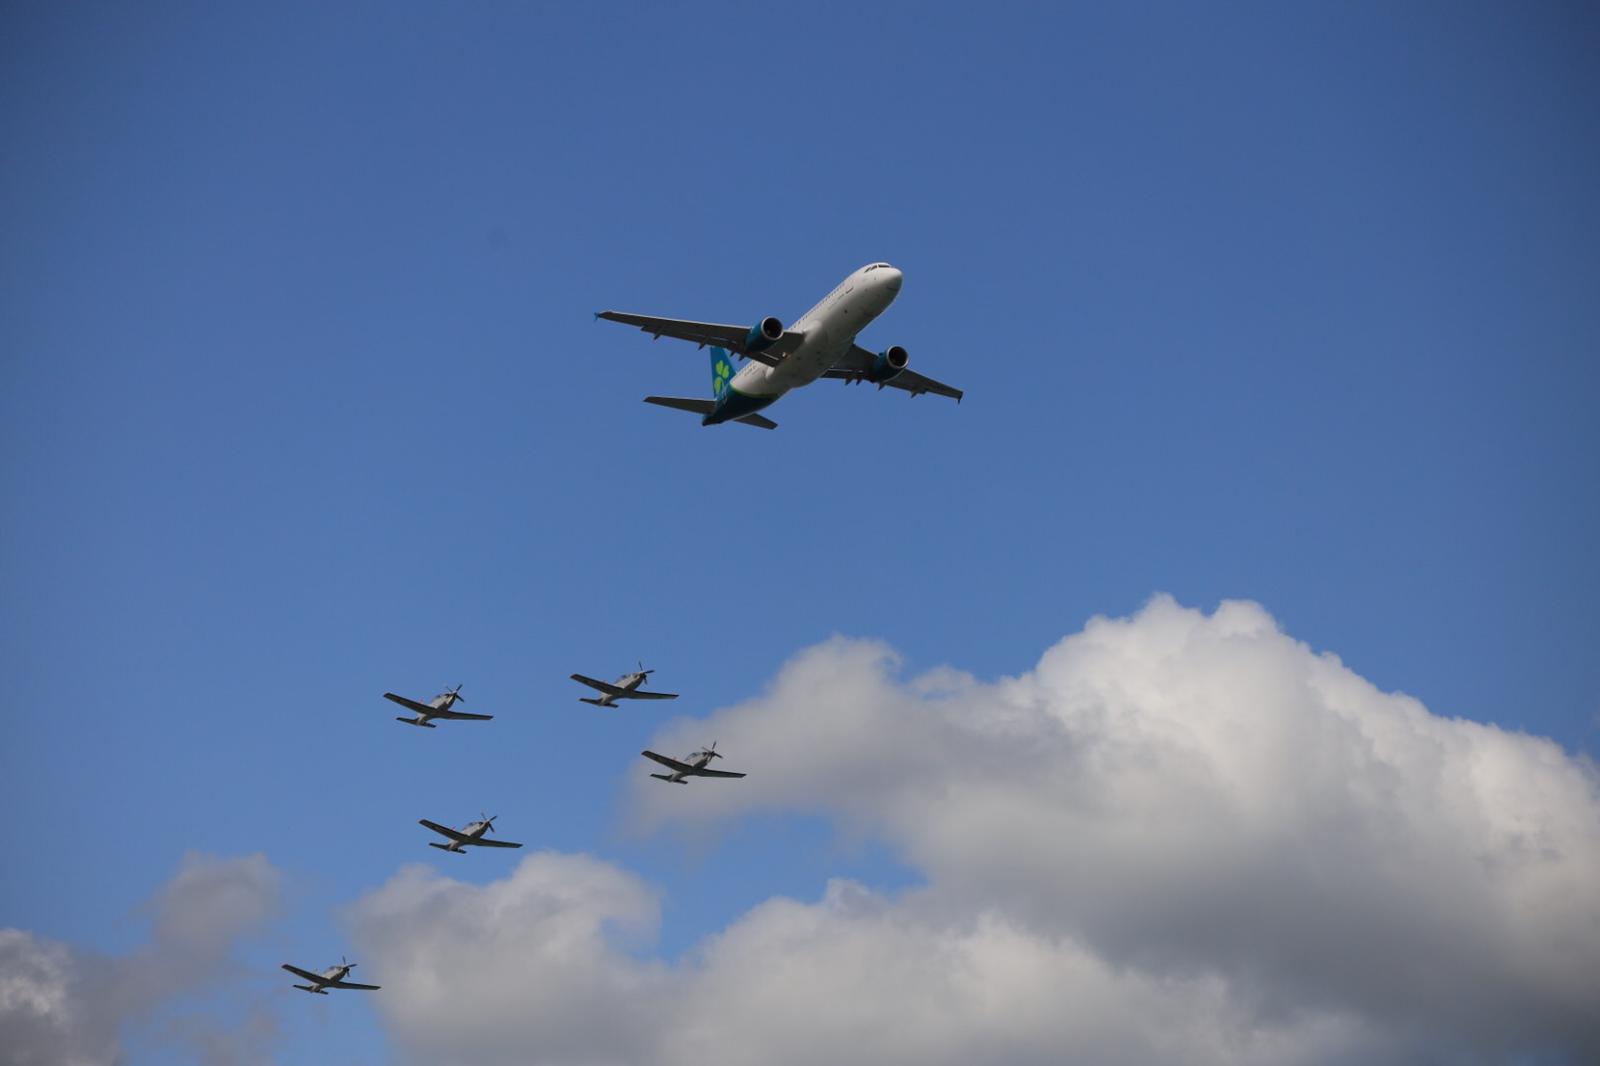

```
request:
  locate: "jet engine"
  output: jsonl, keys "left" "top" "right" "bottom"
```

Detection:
{"left": 744, "top": 316, "right": 785, "bottom": 353}
{"left": 866, "top": 345, "right": 909, "bottom": 383}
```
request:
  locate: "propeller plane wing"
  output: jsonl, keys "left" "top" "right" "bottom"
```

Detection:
{"left": 422, "top": 706, "right": 494, "bottom": 721}
{"left": 382, "top": 692, "right": 434, "bottom": 715}
{"left": 417, "top": 818, "right": 474, "bottom": 844}
{"left": 641, "top": 751, "right": 695, "bottom": 775}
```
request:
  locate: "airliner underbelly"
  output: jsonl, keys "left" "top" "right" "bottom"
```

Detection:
{"left": 737, "top": 301, "right": 874, "bottom": 398}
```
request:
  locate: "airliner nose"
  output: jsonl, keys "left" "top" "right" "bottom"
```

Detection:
{"left": 881, "top": 266, "right": 903, "bottom": 292}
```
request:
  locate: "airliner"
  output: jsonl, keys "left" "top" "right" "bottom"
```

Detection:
{"left": 597, "top": 263, "right": 962, "bottom": 429}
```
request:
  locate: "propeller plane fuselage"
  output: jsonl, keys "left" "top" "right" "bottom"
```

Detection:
{"left": 640, "top": 744, "right": 747, "bottom": 784}
{"left": 570, "top": 666, "right": 678, "bottom": 707}
{"left": 418, "top": 815, "right": 524, "bottom": 853}
{"left": 383, "top": 685, "right": 494, "bottom": 727}
{"left": 281, "top": 959, "right": 380, "bottom": 994}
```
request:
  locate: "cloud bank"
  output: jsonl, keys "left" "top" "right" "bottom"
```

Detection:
{"left": 351, "top": 597, "right": 1600, "bottom": 1064}
{"left": 0, "top": 852, "right": 282, "bottom": 1066}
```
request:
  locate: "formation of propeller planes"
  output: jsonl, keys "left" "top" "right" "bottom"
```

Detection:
{"left": 284, "top": 263, "right": 950, "bottom": 997}
{"left": 283, "top": 665, "right": 742, "bottom": 995}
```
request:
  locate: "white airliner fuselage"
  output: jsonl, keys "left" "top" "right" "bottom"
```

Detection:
{"left": 727, "top": 264, "right": 902, "bottom": 403}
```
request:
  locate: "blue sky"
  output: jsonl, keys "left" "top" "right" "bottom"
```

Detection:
{"left": 3, "top": 3, "right": 1598, "bottom": 1063}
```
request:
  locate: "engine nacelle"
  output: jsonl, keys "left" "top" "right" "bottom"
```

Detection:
{"left": 866, "top": 345, "right": 909, "bottom": 384}
{"left": 744, "top": 316, "right": 784, "bottom": 353}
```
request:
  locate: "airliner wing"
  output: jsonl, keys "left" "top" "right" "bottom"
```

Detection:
{"left": 383, "top": 692, "right": 433, "bottom": 715}
{"left": 595, "top": 311, "right": 805, "bottom": 366}
{"left": 571, "top": 673, "right": 629, "bottom": 697}
{"left": 641, "top": 750, "right": 694, "bottom": 774}
{"left": 419, "top": 819, "right": 472, "bottom": 843}
{"left": 326, "top": 979, "right": 381, "bottom": 990}
{"left": 473, "top": 838, "right": 523, "bottom": 848}
{"left": 619, "top": 689, "right": 678, "bottom": 701}
{"left": 281, "top": 964, "right": 324, "bottom": 984}
{"left": 690, "top": 767, "right": 747, "bottom": 779}
{"left": 823, "top": 346, "right": 964, "bottom": 401}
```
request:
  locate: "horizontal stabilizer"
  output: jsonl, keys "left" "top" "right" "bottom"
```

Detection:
{"left": 650, "top": 773, "right": 688, "bottom": 784}
{"left": 579, "top": 697, "right": 611, "bottom": 707}
{"left": 643, "top": 396, "right": 777, "bottom": 429}
{"left": 427, "top": 842, "right": 460, "bottom": 852}
{"left": 734, "top": 413, "right": 778, "bottom": 430}
{"left": 643, "top": 396, "right": 715, "bottom": 416}
{"left": 396, "top": 717, "right": 436, "bottom": 728}
{"left": 293, "top": 984, "right": 327, "bottom": 994}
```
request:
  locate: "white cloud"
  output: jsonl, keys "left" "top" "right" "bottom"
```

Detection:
{"left": 352, "top": 597, "right": 1600, "bottom": 1064}
{"left": 0, "top": 852, "right": 283, "bottom": 1066}
{"left": 0, "top": 928, "right": 119, "bottom": 1066}
{"left": 349, "top": 854, "right": 670, "bottom": 1065}
{"left": 353, "top": 863, "right": 1393, "bottom": 1066}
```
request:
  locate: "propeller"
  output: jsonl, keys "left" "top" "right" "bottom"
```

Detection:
{"left": 703, "top": 741, "right": 722, "bottom": 760}
{"left": 479, "top": 812, "right": 498, "bottom": 835}
{"left": 341, "top": 955, "right": 356, "bottom": 971}
{"left": 637, "top": 660, "right": 654, "bottom": 677}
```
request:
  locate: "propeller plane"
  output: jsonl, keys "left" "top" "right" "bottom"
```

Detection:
{"left": 419, "top": 813, "right": 523, "bottom": 853}
{"left": 384, "top": 684, "right": 493, "bottom": 728}
{"left": 570, "top": 663, "right": 679, "bottom": 707}
{"left": 641, "top": 742, "right": 746, "bottom": 784}
{"left": 282, "top": 957, "right": 380, "bottom": 994}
